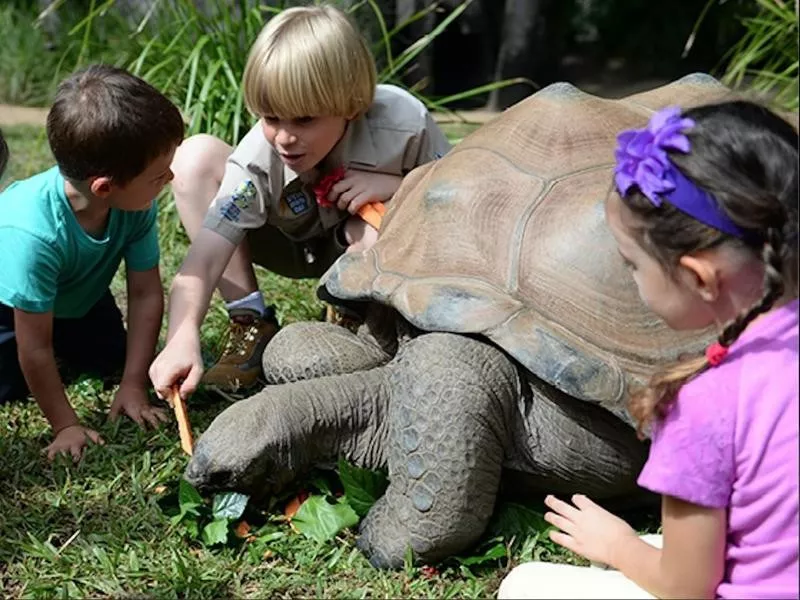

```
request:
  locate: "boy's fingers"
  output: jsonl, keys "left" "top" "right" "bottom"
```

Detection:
{"left": 143, "top": 408, "right": 167, "bottom": 428}
{"left": 330, "top": 178, "right": 353, "bottom": 199}
{"left": 336, "top": 189, "right": 357, "bottom": 211}
{"left": 86, "top": 430, "right": 105, "bottom": 446}
{"left": 348, "top": 193, "right": 373, "bottom": 214}
{"left": 180, "top": 366, "right": 202, "bottom": 399}
{"left": 71, "top": 446, "right": 82, "bottom": 463}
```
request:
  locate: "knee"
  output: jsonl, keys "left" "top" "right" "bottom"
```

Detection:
{"left": 497, "top": 562, "right": 551, "bottom": 599}
{"left": 170, "top": 134, "right": 232, "bottom": 204}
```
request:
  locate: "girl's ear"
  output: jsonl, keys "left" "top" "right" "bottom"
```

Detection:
{"left": 678, "top": 253, "right": 720, "bottom": 302}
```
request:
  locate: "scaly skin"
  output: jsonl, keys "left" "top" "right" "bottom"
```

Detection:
{"left": 185, "top": 318, "right": 648, "bottom": 567}
{"left": 357, "top": 332, "right": 521, "bottom": 567}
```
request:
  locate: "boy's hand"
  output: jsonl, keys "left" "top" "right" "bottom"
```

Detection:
{"left": 109, "top": 382, "right": 169, "bottom": 429}
{"left": 544, "top": 493, "right": 638, "bottom": 567}
{"left": 46, "top": 424, "right": 104, "bottom": 462}
{"left": 149, "top": 330, "right": 204, "bottom": 401}
{"left": 328, "top": 170, "right": 402, "bottom": 215}
{"left": 343, "top": 216, "right": 379, "bottom": 253}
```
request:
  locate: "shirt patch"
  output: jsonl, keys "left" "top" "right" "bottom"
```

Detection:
{"left": 231, "top": 180, "right": 256, "bottom": 209}
{"left": 285, "top": 191, "right": 311, "bottom": 215}
{"left": 220, "top": 199, "right": 241, "bottom": 222}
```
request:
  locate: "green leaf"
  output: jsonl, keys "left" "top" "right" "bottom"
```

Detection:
{"left": 183, "top": 518, "right": 200, "bottom": 540}
{"left": 201, "top": 518, "right": 230, "bottom": 546}
{"left": 487, "top": 502, "right": 551, "bottom": 541}
{"left": 292, "top": 495, "right": 359, "bottom": 543}
{"left": 454, "top": 539, "right": 507, "bottom": 566}
{"left": 178, "top": 479, "right": 203, "bottom": 511}
{"left": 337, "top": 459, "right": 388, "bottom": 518}
{"left": 211, "top": 492, "right": 249, "bottom": 520}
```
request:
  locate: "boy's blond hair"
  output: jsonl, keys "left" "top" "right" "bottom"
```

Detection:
{"left": 243, "top": 4, "right": 377, "bottom": 120}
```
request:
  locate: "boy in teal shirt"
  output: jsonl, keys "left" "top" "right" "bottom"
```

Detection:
{"left": 0, "top": 65, "right": 184, "bottom": 462}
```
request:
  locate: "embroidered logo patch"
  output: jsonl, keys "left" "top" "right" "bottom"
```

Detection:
{"left": 220, "top": 199, "right": 241, "bottom": 222}
{"left": 285, "top": 191, "right": 311, "bottom": 215}
{"left": 231, "top": 180, "right": 256, "bottom": 209}
{"left": 220, "top": 180, "right": 257, "bottom": 222}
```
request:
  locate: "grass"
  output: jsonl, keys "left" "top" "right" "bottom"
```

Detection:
{"left": 1, "top": 120, "right": 608, "bottom": 598}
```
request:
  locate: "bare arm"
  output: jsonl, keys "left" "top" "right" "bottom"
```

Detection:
{"left": 546, "top": 493, "right": 725, "bottom": 599}
{"left": 14, "top": 308, "right": 76, "bottom": 432}
{"left": 613, "top": 496, "right": 726, "bottom": 599}
{"left": 166, "top": 227, "right": 236, "bottom": 341}
{"left": 149, "top": 227, "right": 236, "bottom": 399}
{"left": 121, "top": 266, "right": 164, "bottom": 389}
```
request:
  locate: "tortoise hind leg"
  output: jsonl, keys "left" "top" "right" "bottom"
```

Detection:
{"left": 356, "top": 333, "right": 521, "bottom": 567}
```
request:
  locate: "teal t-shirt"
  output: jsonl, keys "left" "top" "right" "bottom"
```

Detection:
{"left": 0, "top": 166, "right": 160, "bottom": 318}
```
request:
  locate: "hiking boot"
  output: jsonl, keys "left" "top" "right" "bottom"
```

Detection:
{"left": 202, "top": 306, "right": 280, "bottom": 394}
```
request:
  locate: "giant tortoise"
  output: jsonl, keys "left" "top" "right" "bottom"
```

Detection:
{"left": 184, "top": 74, "right": 736, "bottom": 567}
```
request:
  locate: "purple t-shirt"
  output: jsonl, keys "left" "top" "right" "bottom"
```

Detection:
{"left": 638, "top": 299, "right": 799, "bottom": 600}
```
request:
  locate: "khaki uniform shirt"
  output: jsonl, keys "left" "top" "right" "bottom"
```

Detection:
{"left": 203, "top": 84, "right": 452, "bottom": 245}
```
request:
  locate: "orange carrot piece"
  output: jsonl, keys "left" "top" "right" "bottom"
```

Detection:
{"left": 357, "top": 202, "right": 386, "bottom": 230}
{"left": 170, "top": 386, "right": 194, "bottom": 455}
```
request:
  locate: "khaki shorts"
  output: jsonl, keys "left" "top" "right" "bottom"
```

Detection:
{"left": 246, "top": 222, "right": 347, "bottom": 280}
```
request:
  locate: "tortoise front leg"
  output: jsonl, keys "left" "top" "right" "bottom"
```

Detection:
{"left": 356, "top": 333, "right": 521, "bottom": 568}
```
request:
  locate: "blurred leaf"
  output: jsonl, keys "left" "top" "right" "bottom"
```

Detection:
{"left": 487, "top": 502, "right": 551, "bottom": 540}
{"left": 292, "top": 495, "right": 359, "bottom": 543}
{"left": 453, "top": 539, "right": 507, "bottom": 566}
{"left": 201, "top": 518, "right": 230, "bottom": 546}
{"left": 178, "top": 479, "right": 203, "bottom": 511}
{"left": 338, "top": 459, "right": 388, "bottom": 518}
{"left": 211, "top": 491, "right": 249, "bottom": 520}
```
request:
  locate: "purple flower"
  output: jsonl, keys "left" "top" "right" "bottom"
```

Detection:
{"left": 613, "top": 106, "right": 696, "bottom": 205}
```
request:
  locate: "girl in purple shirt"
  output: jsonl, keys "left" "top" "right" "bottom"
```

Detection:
{"left": 499, "top": 101, "right": 798, "bottom": 599}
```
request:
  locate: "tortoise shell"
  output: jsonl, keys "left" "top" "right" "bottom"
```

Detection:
{"left": 321, "top": 74, "right": 740, "bottom": 407}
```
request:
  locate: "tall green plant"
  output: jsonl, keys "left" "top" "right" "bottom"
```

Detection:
{"left": 56, "top": 0, "right": 530, "bottom": 145}
{"left": 723, "top": 0, "right": 798, "bottom": 110}
{"left": 688, "top": 0, "right": 799, "bottom": 111}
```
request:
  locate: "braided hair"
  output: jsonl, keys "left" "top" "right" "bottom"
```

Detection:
{"left": 620, "top": 101, "right": 798, "bottom": 437}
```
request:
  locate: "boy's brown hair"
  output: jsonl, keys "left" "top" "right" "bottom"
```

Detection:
{"left": 47, "top": 64, "right": 184, "bottom": 185}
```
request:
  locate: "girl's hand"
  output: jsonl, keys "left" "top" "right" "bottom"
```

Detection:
{"left": 46, "top": 424, "right": 104, "bottom": 462}
{"left": 544, "top": 494, "right": 638, "bottom": 567}
{"left": 328, "top": 170, "right": 402, "bottom": 214}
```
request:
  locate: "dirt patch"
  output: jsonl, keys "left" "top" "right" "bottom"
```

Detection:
{"left": 0, "top": 104, "right": 48, "bottom": 127}
{"left": 0, "top": 77, "right": 673, "bottom": 129}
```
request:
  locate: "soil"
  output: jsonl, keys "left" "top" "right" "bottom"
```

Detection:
{"left": 0, "top": 103, "right": 49, "bottom": 127}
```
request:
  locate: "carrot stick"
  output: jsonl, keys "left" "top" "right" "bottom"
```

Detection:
{"left": 356, "top": 202, "right": 386, "bottom": 230}
{"left": 170, "top": 386, "right": 194, "bottom": 455}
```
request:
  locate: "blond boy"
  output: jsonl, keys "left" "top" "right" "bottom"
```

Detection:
{"left": 149, "top": 4, "right": 451, "bottom": 398}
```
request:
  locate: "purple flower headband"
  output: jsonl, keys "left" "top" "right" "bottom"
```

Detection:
{"left": 613, "top": 106, "right": 749, "bottom": 240}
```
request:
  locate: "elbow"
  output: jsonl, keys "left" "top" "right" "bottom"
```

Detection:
{"left": 17, "top": 342, "right": 52, "bottom": 370}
